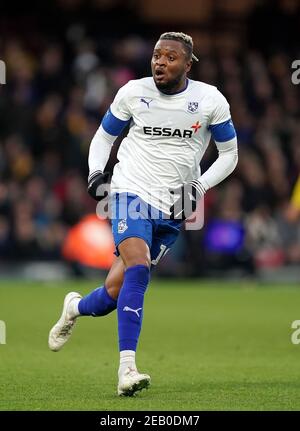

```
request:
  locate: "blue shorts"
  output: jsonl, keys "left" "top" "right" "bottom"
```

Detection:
{"left": 111, "top": 193, "right": 182, "bottom": 266}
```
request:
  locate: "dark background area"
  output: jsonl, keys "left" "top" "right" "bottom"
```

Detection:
{"left": 0, "top": 0, "right": 300, "bottom": 279}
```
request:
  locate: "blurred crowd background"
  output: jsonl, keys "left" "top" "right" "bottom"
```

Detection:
{"left": 0, "top": 0, "right": 300, "bottom": 279}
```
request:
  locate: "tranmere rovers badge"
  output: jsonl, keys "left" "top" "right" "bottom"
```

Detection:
{"left": 188, "top": 102, "right": 199, "bottom": 113}
{"left": 118, "top": 219, "right": 128, "bottom": 234}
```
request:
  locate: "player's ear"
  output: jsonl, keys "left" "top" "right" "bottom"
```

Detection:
{"left": 185, "top": 60, "right": 192, "bottom": 73}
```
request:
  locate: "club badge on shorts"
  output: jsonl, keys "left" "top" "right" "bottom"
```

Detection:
{"left": 118, "top": 219, "right": 128, "bottom": 234}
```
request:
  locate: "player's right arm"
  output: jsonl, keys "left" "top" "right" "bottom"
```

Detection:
{"left": 87, "top": 82, "right": 133, "bottom": 201}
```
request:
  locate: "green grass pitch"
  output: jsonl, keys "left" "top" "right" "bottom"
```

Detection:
{"left": 1, "top": 279, "right": 300, "bottom": 411}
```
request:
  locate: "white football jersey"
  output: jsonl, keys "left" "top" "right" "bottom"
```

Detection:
{"left": 109, "top": 77, "right": 232, "bottom": 214}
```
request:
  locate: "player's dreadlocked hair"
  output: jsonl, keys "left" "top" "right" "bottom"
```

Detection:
{"left": 159, "top": 32, "right": 199, "bottom": 62}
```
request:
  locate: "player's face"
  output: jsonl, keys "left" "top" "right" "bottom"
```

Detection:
{"left": 151, "top": 39, "right": 192, "bottom": 94}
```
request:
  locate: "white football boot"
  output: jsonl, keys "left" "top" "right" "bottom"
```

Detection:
{"left": 118, "top": 367, "right": 151, "bottom": 396}
{"left": 48, "top": 292, "right": 82, "bottom": 352}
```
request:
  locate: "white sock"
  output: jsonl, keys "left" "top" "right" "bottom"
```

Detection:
{"left": 118, "top": 350, "right": 137, "bottom": 377}
{"left": 67, "top": 297, "right": 81, "bottom": 319}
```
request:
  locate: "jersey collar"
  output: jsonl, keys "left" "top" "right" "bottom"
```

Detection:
{"left": 154, "top": 78, "right": 189, "bottom": 96}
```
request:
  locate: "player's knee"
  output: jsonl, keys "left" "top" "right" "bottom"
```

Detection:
{"left": 118, "top": 237, "right": 151, "bottom": 269}
{"left": 125, "top": 256, "right": 151, "bottom": 269}
{"left": 105, "top": 280, "right": 121, "bottom": 300}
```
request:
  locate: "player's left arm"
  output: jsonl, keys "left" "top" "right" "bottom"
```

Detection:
{"left": 170, "top": 90, "right": 238, "bottom": 219}
{"left": 194, "top": 120, "right": 238, "bottom": 195}
{"left": 192, "top": 89, "right": 238, "bottom": 196}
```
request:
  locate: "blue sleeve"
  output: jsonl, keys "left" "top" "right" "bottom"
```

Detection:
{"left": 208, "top": 119, "right": 237, "bottom": 142}
{"left": 101, "top": 108, "right": 131, "bottom": 136}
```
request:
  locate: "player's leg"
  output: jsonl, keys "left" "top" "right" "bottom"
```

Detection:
{"left": 150, "top": 217, "right": 182, "bottom": 269}
{"left": 116, "top": 236, "right": 152, "bottom": 396}
{"left": 48, "top": 256, "right": 125, "bottom": 352}
{"left": 105, "top": 256, "right": 125, "bottom": 300}
{"left": 76, "top": 256, "right": 124, "bottom": 316}
{"left": 114, "top": 211, "right": 181, "bottom": 394}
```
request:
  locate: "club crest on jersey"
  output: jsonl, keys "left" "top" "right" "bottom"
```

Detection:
{"left": 187, "top": 102, "right": 199, "bottom": 113}
{"left": 118, "top": 219, "right": 128, "bottom": 234}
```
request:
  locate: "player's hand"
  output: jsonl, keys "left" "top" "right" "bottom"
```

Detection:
{"left": 169, "top": 180, "right": 206, "bottom": 220}
{"left": 87, "top": 170, "right": 110, "bottom": 201}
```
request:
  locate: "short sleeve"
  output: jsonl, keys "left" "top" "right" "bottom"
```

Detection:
{"left": 109, "top": 81, "right": 133, "bottom": 121}
{"left": 209, "top": 88, "right": 231, "bottom": 126}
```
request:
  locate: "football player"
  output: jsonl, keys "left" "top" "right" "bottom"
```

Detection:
{"left": 49, "top": 32, "right": 238, "bottom": 396}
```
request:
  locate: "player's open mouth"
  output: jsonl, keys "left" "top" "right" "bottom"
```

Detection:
{"left": 155, "top": 70, "right": 166, "bottom": 80}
